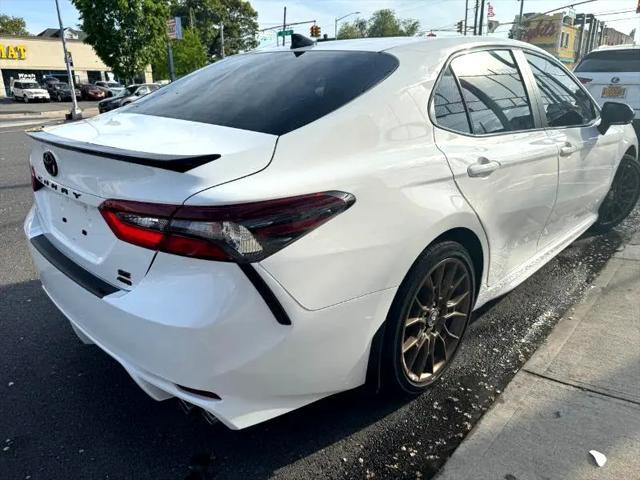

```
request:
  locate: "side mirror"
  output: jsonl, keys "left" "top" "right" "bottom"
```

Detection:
{"left": 598, "top": 101, "right": 634, "bottom": 135}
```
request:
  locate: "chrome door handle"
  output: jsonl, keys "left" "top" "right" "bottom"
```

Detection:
{"left": 559, "top": 143, "right": 578, "bottom": 156}
{"left": 467, "top": 159, "right": 500, "bottom": 178}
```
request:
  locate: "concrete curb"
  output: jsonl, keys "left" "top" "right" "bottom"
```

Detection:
{"left": 0, "top": 108, "right": 98, "bottom": 120}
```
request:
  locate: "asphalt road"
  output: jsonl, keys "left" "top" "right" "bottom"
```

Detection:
{"left": 1, "top": 123, "right": 638, "bottom": 480}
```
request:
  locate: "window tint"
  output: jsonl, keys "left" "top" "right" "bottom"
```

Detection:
{"left": 433, "top": 67, "right": 471, "bottom": 133}
{"left": 450, "top": 50, "right": 534, "bottom": 134}
{"left": 574, "top": 49, "right": 640, "bottom": 73}
{"left": 126, "top": 51, "right": 399, "bottom": 136}
{"left": 524, "top": 52, "right": 596, "bottom": 127}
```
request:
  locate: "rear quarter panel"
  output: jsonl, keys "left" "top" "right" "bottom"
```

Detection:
{"left": 186, "top": 49, "right": 489, "bottom": 311}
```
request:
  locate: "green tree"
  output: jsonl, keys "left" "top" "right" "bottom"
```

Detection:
{"left": 338, "top": 9, "right": 420, "bottom": 40}
{"left": 0, "top": 14, "right": 28, "bottom": 35}
{"left": 337, "top": 18, "right": 367, "bottom": 40}
{"left": 152, "top": 27, "right": 207, "bottom": 80}
{"left": 72, "top": 0, "right": 170, "bottom": 82}
{"left": 171, "top": 0, "right": 258, "bottom": 58}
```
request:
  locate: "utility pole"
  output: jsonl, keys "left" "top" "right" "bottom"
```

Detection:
{"left": 189, "top": 8, "right": 194, "bottom": 28}
{"left": 167, "top": 42, "right": 176, "bottom": 81}
{"left": 576, "top": 13, "right": 586, "bottom": 62}
{"left": 54, "top": 0, "right": 81, "bottom": 119}
{"left": 478, "top": 0, "right": 485, "bottom": 35}
{"left": 464, "top": 0, "right": 469, "bottom": 35}
{"left": 220, "top": 23, "right": 225, "bottom": 58}
{"left": 516, "top": 0, "right": 525, "bottom": 39}
{"left": 282, "top": 6, "right": 287, "bottom": 47}
{"left": 473, "top": 0, "right": 479, "bottom": 35}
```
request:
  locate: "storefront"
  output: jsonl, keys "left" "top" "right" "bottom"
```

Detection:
{"left": 519, "top": 12, "right": 580, "bottom": 67}
{"left": 0, "top": 35, "right": 152, "bottom": 97}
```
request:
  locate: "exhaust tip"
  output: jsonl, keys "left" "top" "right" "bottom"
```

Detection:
{"left": 178, "top": 399, "right": 197, "bottom": 415}
{"left": 201, "top": 410, "right": 220, "bottom": 425}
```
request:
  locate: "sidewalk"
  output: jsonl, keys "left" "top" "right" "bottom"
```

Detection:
{"left": 0, "top": 108, "right": 98, "bottom": 121}
{"left": 437, "top": 232, "right": 640, "bottom": 480}
{"left": 0, "top": 98, "right": 99, "bottom": 120}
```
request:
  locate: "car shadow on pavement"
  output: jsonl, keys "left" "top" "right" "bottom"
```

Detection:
{"left": 0, "top": 278, "right": 413, "bottom": 480}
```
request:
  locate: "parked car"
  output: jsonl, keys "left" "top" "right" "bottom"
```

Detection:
{"left": 10, "top": 80, "right": 50, "bottom": 103}
{"left": 97, "top": 83, "right": 159, "bottom": 113}
{"left": 47, "top": 82, "right": 81, "bottom": 102}
{"left": 24, "top": 37, "right": 639, "bottom": 430}
{"left": 574, "top": 44, "right": 640, "bottom": 136}
{"left": 42, "top": 76, "right": 63, "bottom": 87}
{"left": 78, "top": 83, "right": 107, "bottom": 101}
{"left": 94, "top": 80, "right": 125, "bottom": 97}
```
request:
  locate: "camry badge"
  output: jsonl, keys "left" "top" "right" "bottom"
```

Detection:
{"left": 43, "top": 151, "right": 58, "bottom": 177}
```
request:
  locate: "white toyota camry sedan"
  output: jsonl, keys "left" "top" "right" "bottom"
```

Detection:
{"left": 24, "top": 36, "right": 639, "bottom": 429}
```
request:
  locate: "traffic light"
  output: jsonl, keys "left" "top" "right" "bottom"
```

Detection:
{"left": 310, "top": 25, "right": 321, "bottom": 37}
{"left": 456, "top": 21, "right": 464, "bottom": 34}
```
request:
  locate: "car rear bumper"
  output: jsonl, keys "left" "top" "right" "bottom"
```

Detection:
{"left": 24, "top": 205, "right": 394, "bottom": 429}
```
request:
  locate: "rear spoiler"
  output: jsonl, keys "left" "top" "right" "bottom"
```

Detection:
{"left": 26, "top": 129, "right": 221, "bottom": 173}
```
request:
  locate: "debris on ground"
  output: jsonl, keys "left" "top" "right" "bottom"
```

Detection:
{"left": 589, "top": 450, "right": 607, "bottom": 467}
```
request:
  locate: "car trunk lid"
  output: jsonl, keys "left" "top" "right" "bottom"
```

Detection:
{"left": 28, "top": 112, "right": 278, "bottom": 289}
{"left": 580, "top": 72, "right": 640, "bottom": 110}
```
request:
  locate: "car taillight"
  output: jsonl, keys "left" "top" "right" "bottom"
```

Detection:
{"left": 577, "top": 77, "right": 592, "bottom": 85}
{"left": 99, "top": 192, "right": 355, "bottom": 262}
{"left": 30, "top": 166, "right": 43, "bottom": 191}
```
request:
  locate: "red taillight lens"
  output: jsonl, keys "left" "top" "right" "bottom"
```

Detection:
{"left": 577, "top": 77, "right": 592, "bottom": 85}
{"left": 30, "top": 166, "right": 44, "bottom": 191}
{"left": 99, "top": 192, "right": 355, "bottom": 262}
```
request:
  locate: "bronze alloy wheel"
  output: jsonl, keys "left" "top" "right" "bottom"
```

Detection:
{"left": 401, "top": 257, "right": 472, "bottom": 386}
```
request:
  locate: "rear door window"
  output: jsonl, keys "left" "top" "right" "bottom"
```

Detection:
{"left": 432, "top": 67, "right": 471, "bottom": 133}
{"left": 524, "top": 52, "right": 596, "bottom": 127}
{"left": 575, "top": 50, "right": 640, "bottom": 73}
{"left": 125, "top": 50, "right": 399, "bottom": 136}
{"left": 449, "top": 50, "right": 535, "bottom": 134}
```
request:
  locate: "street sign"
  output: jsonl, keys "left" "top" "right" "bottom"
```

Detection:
{"left": 167, "top": 17, "right": 183, "bottom": 40}
{"left": 277, "top": 29, "right": 294, "bottom": 37}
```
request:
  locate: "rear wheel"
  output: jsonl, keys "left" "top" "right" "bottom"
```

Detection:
{"left": 591, "top": 154, "right": 640, "bottom": 234}
{"left": 383, "top": 241, "right": 475, "bottom": 394}
{"left": 23, "top": 96, "right": 28, "bottom": 103}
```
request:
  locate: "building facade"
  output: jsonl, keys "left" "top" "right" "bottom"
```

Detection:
{"left": 0, "top": 35, "right": 152, "bottom": 97}
{"left": 515, "top": 11, "right": 635, "bottom": 69}
{"left": 518, "top": 12, "right": 580, "bottom": 67}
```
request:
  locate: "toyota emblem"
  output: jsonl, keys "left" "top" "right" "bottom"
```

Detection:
{"left": 43, "top": 151, "right": 58, "bottom": 177}
{"left": 611, "top": 77, "right": 620, "bottom": 84}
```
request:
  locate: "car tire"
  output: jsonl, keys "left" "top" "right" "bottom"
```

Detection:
{"left": 591, "top": 153, "right": 640, "bottom": 234}
{"left": 382, "top": 240, "right": 475, "bottom": 395}
{"left": 23, "top": 96, "right": 28, "bottom": 103}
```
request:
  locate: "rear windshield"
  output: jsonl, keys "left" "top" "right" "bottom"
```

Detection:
{"left": 125, "top": 50, "right": 399, "bottom": 136}
{"left": 574, "top": 50, "right": 640, "bottom": 73}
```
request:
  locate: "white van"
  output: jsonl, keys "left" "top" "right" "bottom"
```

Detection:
{"left": 11, "top": 80, "right": 50, "bottom": 103}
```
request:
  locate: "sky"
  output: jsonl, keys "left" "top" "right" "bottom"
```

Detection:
{"left": 2, "top": 0, "right": 638, "bottom": 44}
